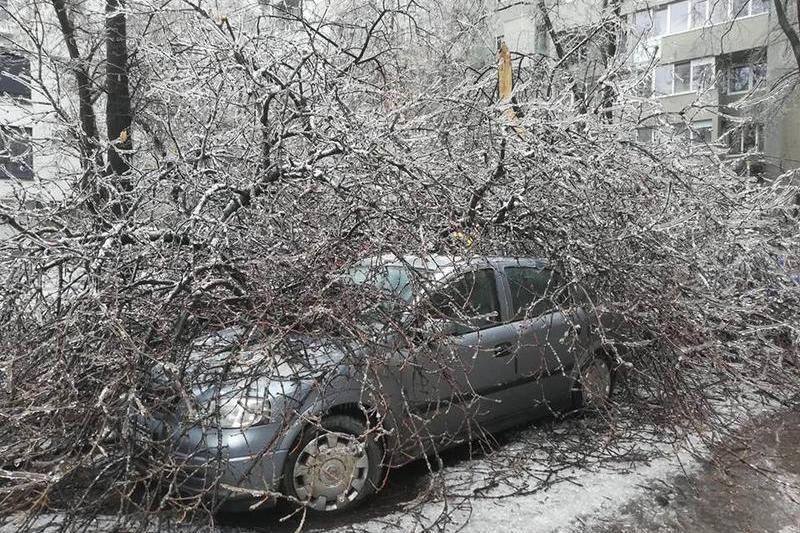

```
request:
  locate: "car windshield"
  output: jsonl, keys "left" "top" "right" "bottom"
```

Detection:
{"left": 346, "top": 264, "right": 416, "bottom": 302}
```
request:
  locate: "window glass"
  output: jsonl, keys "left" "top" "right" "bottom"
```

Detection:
{"left": 654, "top": 64, "right": 673, "bottom": 95}
{"left": 505, "top": 267, "right": 565, "bottom": 321}
{"left": 732, "top": 0, "right": 749, "bottom": 17}
{"left": 690, "top": 0, "right": 708, "bottom": 27}
{"left": 691, "top": 120, "right": 713, "bottom": 143}
{"left": 636, "top": 72, "right": 654, "bottom": 96}
{"left": 429, "top": 269, "right": 500, "bottom": 334}
{"left": 0, "top": 53, "right": 31, "bottom": 99}
{"left": 710, "top": 0, "right": 729, "bottom": 22}
{"left": 670, "top": 1, "right": 690, "bottom": 32}
{"left": 535, "top": 24, "right": 548, "bottom": 54}
{"left": 729, "top": 65, "right": 751, "bottom": 93}
{"left": 752, "top": 63, "right": 767, "bottom": 86}
{"left": 0, "top": 126, "right": 34, "bottom": 180}
{"left": 743, "top": 123, "right": 764, "bottom": 151}
{"left": 347, "top": 264, "right": 414, "bottom": 302}
{"left": 674, "top": 61, "right": 691, "bottom": 92}
{"left": 691, "top": 61, "right": 714, "bottom": 90}
{"left": 723, "top": 122, "right": 763, "bottom": 153}
{"left": 631, "top": 10, "right": 652, "bottom": 38}
{"left": 725, "top": 126, "right": 743, "bottom": 153}
{"left": 653, "top": 7, "right": 669, "bottom": 35}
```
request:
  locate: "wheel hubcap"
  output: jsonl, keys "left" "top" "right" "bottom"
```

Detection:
{"left": 582, "top": 359, "right": 611, "bottom": 408}
{"left": 293, "top": 432, "right": 369, "bottom": 511}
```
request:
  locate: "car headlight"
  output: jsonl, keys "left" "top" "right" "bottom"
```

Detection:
{"left": 215, "top": 391, "right": 271, "bottom": 429}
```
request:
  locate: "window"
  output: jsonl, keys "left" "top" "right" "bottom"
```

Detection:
{"left": 742, "top": 123, "right": 763, "bottom": 151}
{"left": 429, "top": 270, "right": 501, "bottom": 334}
{"left": 637, "top": 127, "right": 654, "bottom": 143}
{"left": 723, "top": 122, "right": 764, "bottom": 153}
{"left": 636, "top": 72, "right": 654, "bottom": 96}
{"left": 0, "top": 126, "right": 34, "bottom": 180}
{"left": 729, "top": 0, "right": 770, "bottom": 18}
{"left": 691, "top": 120, "right": 713, "bottom": 143}
{"left": 690, "top": 0, "right": 708, "bottom": 27}
{"left": 505, "top": 267, "right": 566, "bottom": 321}
{"left": 752, "top": 62, "right": 767, "bottom": 84}
{"left": 751, "top": 0, "right": 769, "bottom": 14}
{"left": 655, "top": 64, "right": 674, "bottom": 95}
{"left": 674, "top": 61, "right": 691, "bottom": 92}
{"left": 0, "top": 52, "right": 31, "bottom": 99}
{"left": 670, "top": 0, "right": 690, "bottom": 32}
{"left": 534, "top": 24, "right": 548, "bottom": 54}
{"left": 279, "top": 0, "right": 301, "bottom": 16}
{"left": 728, "top": 63, "right": 765, "bottom": 94}
{"left": 638, "top": 0, "right": 767, "bottom": 38}
{"left": 732, "top": 0, "right": 749, "bottom": 17}
{"left": 729, "top": 65, "right": 750, "bottom": 92}
{"left": 654, "top": 7, "right": 669, "bottom": 35}
{"left": 710, "top": 0, "right": 730, "bottom": 22}
{"left": 631, "top": 10, "right": 652, "bottom": 38}
{"left": 655, "top": 57, "right": 715, "bottom": 95}
{"left": 691, "top": 58, "right": 715, "bottom": 90}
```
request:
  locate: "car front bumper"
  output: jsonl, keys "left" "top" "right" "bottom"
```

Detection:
{"left": 136, "top": 415, "right": 294, "bottom": 512}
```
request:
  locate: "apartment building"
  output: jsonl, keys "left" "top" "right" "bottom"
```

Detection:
{"left": 0, "top": 10, "right": 33, "bottom": 188}
{"left": 492, "top": 0, "right": 800, "bottom": 177}
{"left": 0, "top": 1, "right": 75, "bottom": 198}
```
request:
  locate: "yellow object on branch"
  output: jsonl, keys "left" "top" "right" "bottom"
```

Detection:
{"left": 497, "top": 40, "right": 527, "bottom": 138}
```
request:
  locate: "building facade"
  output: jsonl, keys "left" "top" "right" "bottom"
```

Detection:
{"left": 1, "top": 1, "right": 77, "bottom": 199}
{"left": 492, "top": 0, "right": 800, "bottom": 177}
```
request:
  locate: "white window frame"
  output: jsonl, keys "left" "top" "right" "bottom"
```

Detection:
{"left": 633, "top": 0, "right": 768, "bottom": 40}
{"left": 653, "top": 57, "right": 716, "bottom": 96}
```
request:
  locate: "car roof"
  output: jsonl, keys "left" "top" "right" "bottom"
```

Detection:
{"left": 358, "top": 254, "right": 549, "bottom": 278}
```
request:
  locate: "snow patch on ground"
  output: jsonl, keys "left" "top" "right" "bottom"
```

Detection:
{"left": 333, "top": 393, "right": 785, "bottom": 533}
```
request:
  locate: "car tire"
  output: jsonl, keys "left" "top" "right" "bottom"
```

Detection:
{"left": 571, "top": 351, "right": 615, "bottom": 411}
{"left": 282, "top": 414, "right": 383, "bottom": 513}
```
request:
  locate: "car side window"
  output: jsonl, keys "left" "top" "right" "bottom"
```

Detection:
{"left": 505, "top": 266, "right": 566, "bottom": 321}
{"left": 428, "top": 269, "right": 501, "bottom": 335}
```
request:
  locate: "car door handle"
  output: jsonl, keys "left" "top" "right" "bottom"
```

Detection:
{"left": 492, "top": 342, "right": 513, "bottom": 358}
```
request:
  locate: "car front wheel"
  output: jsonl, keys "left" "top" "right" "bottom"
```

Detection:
{"left": 283, "top": 415, "right": 383, "bottom": 512}
{"left": 572, "top": 352, "right": 615, "bottom": 411}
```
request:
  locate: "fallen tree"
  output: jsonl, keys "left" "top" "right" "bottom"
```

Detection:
{"left": 0, "top": 0, "right": 798, "bottom": 530}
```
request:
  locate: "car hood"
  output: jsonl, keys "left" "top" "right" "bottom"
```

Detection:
{"left": 165, "top": 329, "right": 361, "bottom": 401}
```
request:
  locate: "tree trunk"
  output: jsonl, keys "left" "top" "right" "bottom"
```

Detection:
{"left": 600, "top": 0, "right": 621, "bottom": 122}
{"left": 50, "top": 0, "right": 102, "bottom": 173}
{"left": 105, "top": 0, "right": 133, "bottom": 182}
{"left": 772, "top": 0, "right": 800, "bottom": 73}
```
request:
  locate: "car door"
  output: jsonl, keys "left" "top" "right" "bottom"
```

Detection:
{"left": 501, "top": 265, "right": 577, "bottom": 418}
{"left": 404, "top": 267, "right": 520, "bottom": 445}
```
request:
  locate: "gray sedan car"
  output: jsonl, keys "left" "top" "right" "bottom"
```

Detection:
{"left": 137, "top": 255, "right": 619, "bottom": 513}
